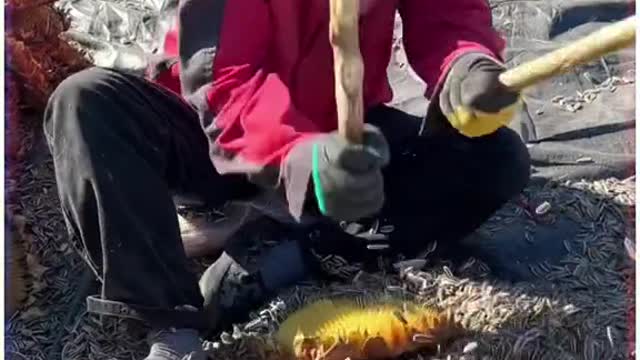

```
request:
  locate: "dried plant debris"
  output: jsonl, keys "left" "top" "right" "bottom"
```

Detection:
{"left": 6, "top": 0, "right": 90, "bottom": 111}
{"left": 5, "top": 0, "right": 90, "bottom": 189}
{"left": 6, "top": 148, "right": 635, "bottom": 360}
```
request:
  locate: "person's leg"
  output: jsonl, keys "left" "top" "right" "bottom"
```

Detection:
{"left": 370, "top": 105, "right": 532, "bottom": 259}
{"left": 291, "top": 105, "right": 531, "bottom": 281}
{"left": 43, "top": 67, "right": 258, "bottom": 357}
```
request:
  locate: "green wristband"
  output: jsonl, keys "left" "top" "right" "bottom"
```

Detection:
{"left": 311, "top": 143, "right": 327, "bottom": 215}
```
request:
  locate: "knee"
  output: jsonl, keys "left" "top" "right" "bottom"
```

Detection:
{"left": 47, "top": 67, "right": 119, "bottom": 109}
{"left": 44, "top": 67, "right": 122, "bottom": 144}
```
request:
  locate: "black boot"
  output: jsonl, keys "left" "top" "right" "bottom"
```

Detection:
{"left": 199, "top": 235, "right": 312, "bottom": 335}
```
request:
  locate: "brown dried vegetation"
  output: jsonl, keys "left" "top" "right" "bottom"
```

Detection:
{"left": 5, "top": 0, "right": 89, "bottom": 161}
{"left": 5, "top": 0, "right": 89, "bottom": 317}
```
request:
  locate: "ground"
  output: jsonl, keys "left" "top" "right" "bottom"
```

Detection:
{"left": 4, "top": 135, "right": 635, "bottom": 359}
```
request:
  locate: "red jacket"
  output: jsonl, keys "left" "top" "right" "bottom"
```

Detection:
{"left": 151, "top": 0, "right": 504, "bottom": 217}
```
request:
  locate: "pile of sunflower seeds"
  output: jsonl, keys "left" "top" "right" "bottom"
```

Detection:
{"left": 203, "top": 177, "right": 634, "bottom": 360}
{"left": 5, "top": 155, "right": 153, "bottom": 360}
{"left": 550, "top": 72, "right": 636, "bottom": 113}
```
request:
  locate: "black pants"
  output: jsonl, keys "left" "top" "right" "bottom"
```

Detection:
{"left": 43, "top": 67, "right": 530, "bottom": 329}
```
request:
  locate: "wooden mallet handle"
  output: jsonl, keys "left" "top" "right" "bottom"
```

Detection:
{"left": 329, "top": 0, "right": 364, "bottom": 144}
{"left": 499, "top": 16, "right": 636, "bottom": 91}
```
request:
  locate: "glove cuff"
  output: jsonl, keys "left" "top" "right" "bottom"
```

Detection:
{"left": 311, "top": 142, "right": 328, "bottom": 215}
{"left": 449, "top": 52, "right": 506, "bottom": 78}
{"left": 280, "top": 135, "right": 325, "bottom": 221}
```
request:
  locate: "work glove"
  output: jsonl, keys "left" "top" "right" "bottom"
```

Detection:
{"left": 310, "top": 124, "right": 390, "bottom": 222}
{"left": 439, "top": 53, "right": 521, "bottom": 138}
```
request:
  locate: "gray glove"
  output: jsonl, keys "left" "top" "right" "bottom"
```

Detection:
{"left": 311, "top": 124, "right": 390, "bottom": 221}
{"left": 438, "top": 53, "right": 521, "bottom": 137}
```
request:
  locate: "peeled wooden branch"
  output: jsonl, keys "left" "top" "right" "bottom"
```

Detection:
{"left": 499, "top": 16, "right": 636, "bottom": 91}
{"left": 329, "top": 0, "right": 364, "bottom": 143}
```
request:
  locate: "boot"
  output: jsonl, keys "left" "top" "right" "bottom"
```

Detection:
{"left": 199, "top": 236, "right": 312, "bottom": 334}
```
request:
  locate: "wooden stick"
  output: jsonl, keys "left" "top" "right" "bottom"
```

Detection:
{"left": 329, "top": 0, "right": 364, "bottom": 143}
{"left": 499, "top": 16, "right": 636, "bottom": 91}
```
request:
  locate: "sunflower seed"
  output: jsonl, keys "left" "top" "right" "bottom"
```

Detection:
{"left": 366, "top": 243, "right": 389, "bottom": 250}
{"left": 606, "top": 326, "right": 614, "bottom": 348}
{"left": 393, "top": 259, "right": 427, "bottom": 272}
{"left": 624, "top": 237, "right": 635, "bottom": 260}
{"left": 535, "top": 201, "right": 551, "bottom": 215}
{"left": 220, "top": 332, "right": 234, "bottom": 345}
{"left": 575, "top": 157, "right": 594, "bottom": 164}
{"left": 380, "top": 225, "right": 395, "bottom": 233}
{"left": 463, "top": 341, "right": 479, "bottom": 353}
